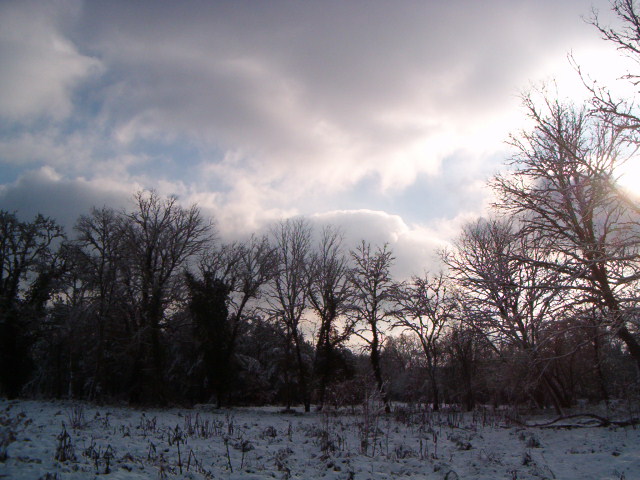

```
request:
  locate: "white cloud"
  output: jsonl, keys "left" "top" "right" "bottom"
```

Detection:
{"left": 311, "top": 209, "right": 453, "bottom": 279}
{"left": 0, "top": 0, "right": 627, "bottom": 263}
{"left": 0, "top": 0, "right": 102, "bottom": 122}
{"left": 72, "top": 0, "right": 610, "bottom": 196}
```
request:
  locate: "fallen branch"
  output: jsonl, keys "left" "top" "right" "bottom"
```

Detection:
{"left": 506, "top": 413, "right": 640, "bottom": 429}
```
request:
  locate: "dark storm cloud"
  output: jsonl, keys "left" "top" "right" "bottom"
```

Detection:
{"left": 0, "top": 167, "right": 134, "bottom": 231}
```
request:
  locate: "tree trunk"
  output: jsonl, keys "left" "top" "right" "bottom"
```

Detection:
{"left": 315, "top": 345, "right": 330, "bottom": 411}
{"left": 90, "top": 315, "right": 106, "bottom": 401}
{"left": 149, "top": 319, "right": 165, "bottom": 403}
{"left": 593, "top": 266, "right": 640, "bottom": 373}
{"left": 540, "top": 371, "right": 566, "bottom": 416}
{"left": 592, "top": 328, "right": 609, "bottom": 405}
{"left": 315, "top": 321, "right": 338, "bottom": 412}
{"left": 370, "top": 330, "right": 390, "bottom": 414}
{"left": 428, "top": 366, "right": 440, "bottom": 412}
{"left": 283, "top": 332, "right": 293, "bottom": 411}
{"left": 293, "top": 331, "right": 311, "bottom": 412}
{"left": 616, "top": 325, "right": 640, "bottom": 375}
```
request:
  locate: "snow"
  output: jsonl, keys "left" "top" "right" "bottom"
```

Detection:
{"left": 1, "top": 399, "right": 639, "bottom": 479}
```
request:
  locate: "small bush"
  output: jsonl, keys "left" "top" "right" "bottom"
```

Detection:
{"left": 66, "top": 405, "right": 86, "bottom": 430}
{"left": 54, "top": 426, "right": 76, "bottom": 462}
{"left": 261, "top": 425, "right": 278, "bottom": 439}
{"left": 37, "top": 474, "right": 60, "bottom": 480}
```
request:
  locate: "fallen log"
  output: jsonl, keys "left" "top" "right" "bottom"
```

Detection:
{"left": 506, "top": 413, "right": 640, "bottom": 429}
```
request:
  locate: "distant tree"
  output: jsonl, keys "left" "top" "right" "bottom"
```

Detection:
{"left": 185, "top": 270, "right": 232, "bottom": 406}
{"left": 306, "top": 225, "right": 355, "bottom": 410}
{"left": 0, "top": 211, "right": 66, "bottom": 398}
{"left": 441, "top": 321, "right": 490, "bottom": 411}
{"left": 266, "top": 218, "right": 313, "bottom": 412}
{"left": 72, "top": 206, "right": 126, "bottom": 399}
{"left": 380, "top": 334, "right": 427, "bottom": 404}
{"left": 349, "top": 241, "right": 396, "bottom": 413}
{"left": 120, "top": 190, "right": 213, "bottom": 402}
{"left": 187, "top": 235, "right": 276, "bottom": 407}
{"left": 218, "top": 236, "right": 277, "bottom": 336}
{"left": 234, "top": 315, "right": 290, "bottom": 405}
{"left": 393, "top": 272, "right": 455, "bottom": 411}
{"left": 444, "top": 218, "right": 573, "bottom": 412}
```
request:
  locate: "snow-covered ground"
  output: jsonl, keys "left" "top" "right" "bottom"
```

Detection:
{"left": 1, "top": 398, "right": 639, "bottom": 479}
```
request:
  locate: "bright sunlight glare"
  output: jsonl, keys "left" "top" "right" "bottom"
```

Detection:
{"left": 617, "top": 160, "right": 640, "bottom": 197}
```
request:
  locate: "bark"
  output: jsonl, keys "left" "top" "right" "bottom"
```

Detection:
{"left": 427, "top": 362, "right": 440, "bottom": 412}
{"left": 370, "top": 329, "right": 391, "bottom": 414}
{"left": 293, "top": 332, "right": 311, "bottom": 412}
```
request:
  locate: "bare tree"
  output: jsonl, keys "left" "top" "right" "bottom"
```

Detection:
{"left": 493, "top": 95, "right": 640, "bottom": 373}
{"left": 188, "top": 235, "right": 276, "bottom": 406}
{"left": 586, "top": 0, "right": 640, "bottom": 132}
{"left": 121, "top": 190, "right": 214, "bottom": 402}
{"left": 393, "top": 272, "right": 455, "bottom": 411}
{"left": 266, "top": 218, "right": 313, "bottom": 412}
{"left": 349, "top": 241, "right": 396, "bottom": 413}
{"left": 444, "top": 218, "right": 571, "bottom": 412}
{"left": 73, "top": 207, "right": 126, "bottom": 399}
{"left": 306, "top": 225, "right": 355, "bottom": 410}
{"left": 442, "top": 321, "right": 488, "bottom": 411}
{"left": 201, "top": 235, "right": 276, "bottom": 329}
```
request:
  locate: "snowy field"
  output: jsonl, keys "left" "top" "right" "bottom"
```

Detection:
{"left": 1, "top": 399, "right": 639, "bottom": 479}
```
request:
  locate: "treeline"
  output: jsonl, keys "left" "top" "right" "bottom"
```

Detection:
{"left": 1, "top": 110, "right": 638, "bottom": 412}
{"left": 2, "top": 0, "right": 640, "bottom": 413}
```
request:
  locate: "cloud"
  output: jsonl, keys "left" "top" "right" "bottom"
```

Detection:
{"left": 71, "top": 0, "right": 608, "bottom": 195}
{"left": 0, "top": 167, "right": 138, "bottom": 230}
{"left": 0, "top": 165, "right": 297, "bottom": 247}
{"left": 310, "top": 209, "right": 453, "bottom": 279}
{"left": 0, "top": 0, "right": 624, "bottom": 268}
{"left": 0, "top": 0, "right": 102, "bottom": 122}
{"left": 0, "top": 167, "right": 484, "bottom": 281}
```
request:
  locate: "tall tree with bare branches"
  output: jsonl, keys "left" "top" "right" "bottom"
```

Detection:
{"left": 121, "top": 190, "right": 214, "bottom": 402}
{"left": 73, "top": 206, "right": 126, "bottom": 399}
{"left": 306, "top": 225, "right": 355, "bottom": 410}
{"left": 444, "top": 217, "right": 571, "bottom": 412}
{"left": 187, "top": 235, "right": 276, "bottom": 406}
{"left": 393, "top": 272, "right": 455, "bottom": 411}
{"left": 266, "top": 218, "right": 313, "bottom": 412}
{"left": 493, "top": 95, "right": 640, "bottom": 373}
{"left": 349, "top": 241, "right": 396, "bottom": 413}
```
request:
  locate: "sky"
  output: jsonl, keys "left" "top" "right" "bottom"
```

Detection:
{"left": 0, "top": 0, "right": 635, "bottom": 277}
